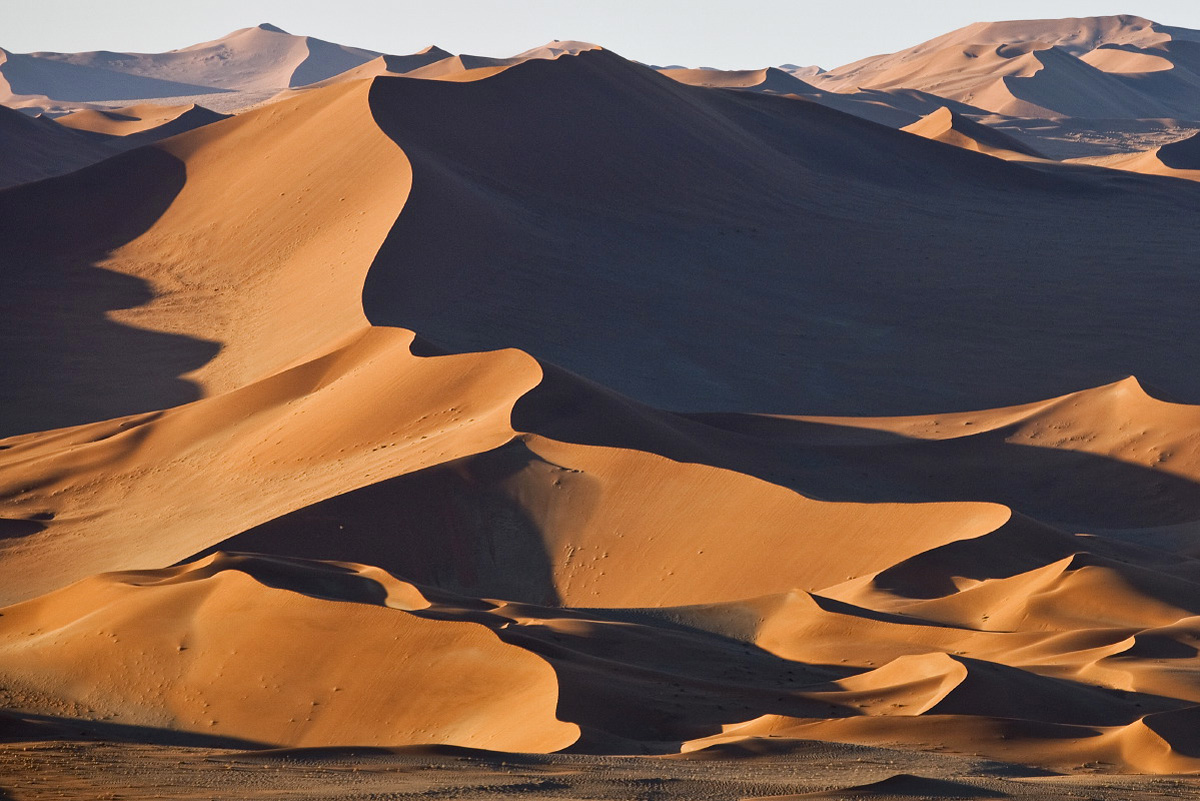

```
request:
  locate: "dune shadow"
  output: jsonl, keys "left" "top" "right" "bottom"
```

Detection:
{"left": 196, "top": 440, "right": 565, "bottom": 606}
{"left": 412, "top": 600, "right": 864, "bottom": 750}
{"left": 173, "top": 552, "right": 391, "bottom": 608}
{"left": 0, "top": 709, "right": 267, "bottom": 749}
{"left": 360, "top": 54, "right": 1200, "bottom": 420}
{"left": 510, "top": 363, "right": 1200, "bottom": 533}
{"left": 0, "top": 146, "right": 220, "bottom": 437}
{"left": 1158, "top": 132, "right": 1200, "bottom": 169}
{"left": 685, "top": 413, "right": 1200, "bottom": 530}
{"left": 0, "top": 518, "right": 45, "bottom": 541}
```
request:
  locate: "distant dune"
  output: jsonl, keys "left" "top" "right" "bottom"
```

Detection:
{"left": 0, "top": 24, "right": 379, "bottom": 112}
{"left": 902, "top": 105, "right": 1047, "bottom": 159}
{"left": 0, "top": 102, "right": 110, "bottom": 186}
{"left": 812, "top": 15, "right": 1200, "bottom": 119}
{"left": 1071, "top": 129, "right": 1200, "bottom": 181}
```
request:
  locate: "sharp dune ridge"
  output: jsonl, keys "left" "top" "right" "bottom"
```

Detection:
{"left": 902, "top": 106, "right": 1048, "bottom": 159}
{"left": 6, "top": 15, "right": 1200, "bottom": 796}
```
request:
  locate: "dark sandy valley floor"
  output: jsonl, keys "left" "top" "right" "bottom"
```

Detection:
{"left": 4, "top": 738, "right": 1200, "bottom": 800}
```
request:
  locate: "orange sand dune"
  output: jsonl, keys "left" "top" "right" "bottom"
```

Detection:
{"left": 902, "top": 106, "right": 1047, "bottom": 159}
{"left": 0, "top": 327, "right": 541, "bottom": 603}
{"left": 0, "top": 553, "right": 575, "bottom": 751}
{"left": 7, "top": 533, "right": 1200, "bottom": 767}
{"left": 53, "top": 102, "right": 227, "bottom": 138}
{"left": 6, "top": 39, "right": 1200, "bottom": 779}
{"left": 0, "top": 77, "right": 411, "bottom": 435}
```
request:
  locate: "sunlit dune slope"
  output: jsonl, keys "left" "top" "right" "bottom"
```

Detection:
{"left": 0, "top": 553, "right": 576, "bottom": 752}
{"left": 53, "top": 102, "right": 228, "bottom": 140}
{"left": 902, "top": 106, "right": 1047, "bottom": 159}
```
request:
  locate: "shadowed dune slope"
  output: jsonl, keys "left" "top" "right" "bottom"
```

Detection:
{"left": 0, "top": 102, "right": 112, "bottom": 187}
{"left": 0, "top": 77, "right": 411, "bottom": 436}
{"left": 669, "top": 376, "right": 1200, "bottom": 535}
{"left": 0, "top": 144, "right": 214, "bottom": 435}
{"left": 361, "top": 48, "right": 1200, "bottom": 416}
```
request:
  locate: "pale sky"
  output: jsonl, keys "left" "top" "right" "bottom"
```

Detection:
{"left": 10, "top": 1, "right": 1200, "bottom": 70}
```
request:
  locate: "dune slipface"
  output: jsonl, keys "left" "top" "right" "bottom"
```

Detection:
{"left": 6, "top": 15, "right": 1200, "bottom": 797}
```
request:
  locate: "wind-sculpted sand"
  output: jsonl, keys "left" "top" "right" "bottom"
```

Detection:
{"left": 6, "top": 15, "right": 1200, "bottom": 801}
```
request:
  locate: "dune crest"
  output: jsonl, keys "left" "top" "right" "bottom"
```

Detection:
{"left": 902, "top": 105, "right": 1046, "bottom": 159}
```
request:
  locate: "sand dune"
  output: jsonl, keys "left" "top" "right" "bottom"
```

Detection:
{"left": 303, "top": 39, "right": 601, "bottom": 89}
{"left": 0, "top": 77, "right": 413, "bottom": 435}
{"left": 0, "top": 46, "right": 221, "bottom": 111}
{"left": 360, "top": 50, "right": 1200, "bottom": 415}
{"left": 902, "top": 106, "right": 1046, "bottom": 159}
{"left": 0, "top": 553, "right": 575, "bottom": 751}
{"left": 0, "top": 101, "right": 111, "bottom": 186}
{"left": 657, "top": 64, "right": 1002, "bottom": 130}
{"left": 7, "top": 18, "right": 1200, "bottom": 788}
{"left": 814, "top": 15, "right": 1200, "bottom": 120}
{"left": 1070, "top": 130, "right": 1200, "bottom": 181}
{"left": 0, "top": 100, "right": 226, "bottom": 191}
{"left": 9, "top": 509, "right": 1200, "bottom": 767}
{"left": 304, "top": 46, "right": 455, "bottom": 85}
{"left": 659, "top": 66, "right": 819, "bottom": 95}
{"left": 53, "top": 102, "right": 227, "bottom": 138}
{"left": 0, "top": 23, "right": 379, "bottom": 116}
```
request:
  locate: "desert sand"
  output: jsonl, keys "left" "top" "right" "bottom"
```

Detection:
{"left": 6, "top": 13, "right": 1200, "bottom": 801}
